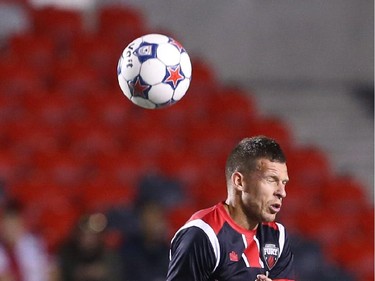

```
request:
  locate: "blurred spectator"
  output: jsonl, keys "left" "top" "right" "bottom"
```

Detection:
{"left": 291, "top": 235, "right": 355, "bottom": 281}
{"left": 121, "top": 201, "right": 170, "bottom": 281}
{"left": 0, "top": 199, "right": 52, "bottom": 281}
{"left": 57, "top": 212, "right": 123, "bottom": 281}
{"left": 0, "top": 180, "right": 7, "bottom": 208}
{"left": 136, "top": 173, "right": 186, "bottom": 209}
{"left": 106, "top": 205, "right": 139, "bottom": 239}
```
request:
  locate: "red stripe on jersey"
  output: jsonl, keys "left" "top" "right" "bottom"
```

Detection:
{"left": 189, "top": 204, "right": 226, "bottom": 235}
{"left": 262, "top": 221, "right": 279, "bottom": 231}
{"left": 243, "top": 234, "right": 261, "bottom": 267}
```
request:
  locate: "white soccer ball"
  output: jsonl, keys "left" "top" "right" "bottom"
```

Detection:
{"left": 117, "top": 34, "right": 192, "bottom": 109}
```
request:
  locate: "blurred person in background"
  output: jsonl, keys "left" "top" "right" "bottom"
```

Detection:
{"left": 57, "top": 212, "right": 123, "bottom": 281}
{"left": 167, "top": 136, "right": 295, "bottom": 281}
{"left": 0, "top": 199, "right": 52, "bottom": 281}
{"left": 120, "top": 201, "right": 170, "bottom": 281}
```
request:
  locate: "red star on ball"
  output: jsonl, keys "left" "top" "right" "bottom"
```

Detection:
{"left": 130, "top": 77, "right": 150, "bottom": 98}
{"left": 165, "top": 65, "right": 184, "bottom": 89}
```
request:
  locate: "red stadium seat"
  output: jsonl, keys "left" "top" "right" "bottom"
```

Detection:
{"left": 325, "top": 231, "right": 374, "bottom": 281}
{"left": 358, "top": 207, "right": 374, "bottom": 238}
{"left": 79, "top": 175, "right": 136, "bottom": 213}
{"left": 0, "top": 61, "right": 45, "bottom": 96}
{"left": 209, "top": 87, "right": 258, "bottom": 119}
{"left": 52, "top": 59, "right": 100, "bottom": 95}
{"left": 94, "top": 89, "right": 133, "bottom": 129}
{"left": 91, "top": 149, "right": 150, "bottom": 190}
{"left": 16, "top": 87, "right": 49, "bottom": 111}
{"left": 30, "top": 7, "right": 84, "bottom": 53}
{"left": 0, "top": 148, "right": 22, "bottom": 186}
{"left": 8, "top": 33, "right": 55, "bottom": 80}
{"left": 192, "top": 130, "right": 233, "bottom": 170}
{"left": 122, "top": 110, "right": 175, "bottom": 158}
{"left": 31, "top": 93, "right": 75, "bottom": 127}
{"left": 186, "top": 59, "right": 219, "bottom": 112}
{"left": 296, "top": 209, "right": 343, "bottom": 246}
{"left": 0, "top": 89, "right": 29, "bottom": 126}
{"left": 62, "top": 116, "right": 119, "bottom": 161}
{"left": 41, "top": 151, "right": 87, "bottom": 188}
{"left": 188, "top": 170, "right": 228, "bottom": 208}
{"left": 321, "top": 175, "right": 367, "bottom": 212}
{"left": 245, "top": 117, "right": 294, "bottom": 150}
{"left": 159, "top": 149, "right": 210, "bottom": 189}
{"left": 37, "top": 203, "right": 81, "bottom": 252}
{"left": 286, "top": 145, "right": 332, "bottom": 188}
{"left": 188, "top": 57, "right": 217, "bottom": 84}
{"left": 205, "top": 88, "right": 258, "bottom": 141}
{"left": 2, "top": 116, "right": 61, "bottom": 158}
{"left": 152, "top": 97, "right": 192, "bottom": 130}
{"left": 278, "top": 180, "right": 323, "bottom": 233}
{"left": 71, "top": 34, "right": 123, "bottom": 88}
{"left": 190, "top": 58, "right": 217, "bottom": 85}
{"left": 97, "top": 6, "right": 146, "bottom": 48}
{"left": 9, "top": 178, "right": 66, "bottom": 211}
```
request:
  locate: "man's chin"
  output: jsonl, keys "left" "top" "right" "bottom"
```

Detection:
{"left": 263, "top": 214, "right": 277, "bottom": 223}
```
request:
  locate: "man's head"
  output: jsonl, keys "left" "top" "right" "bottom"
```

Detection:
{"left": 225, "top": 136, "right": 289, "bottom": 228}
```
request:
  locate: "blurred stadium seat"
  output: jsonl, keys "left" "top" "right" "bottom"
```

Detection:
{"left": 8, "top": 33, "right": 55, "bottom": 80}
{"left": 0, "top": 60, "right": 46, "bottom": 95}
{"left": 321, "top": 175, "right": 367, "bottom": 212}
{"left": 97, "top": 5, "right": 146, "bottom": 49}
{"left": 246, "top": 117, "right": 294, "bottom": 150}
{"left": 52, "top": 59, "right": 100, "bottom": 94}
{"left": 287, "top": 145, "right": 332, "bottom": 187}
{"left": 79, "top": 175, "right": 136, "bottom": 213}
{"left": 71, "top": 34, "right": 122, "bottom": 88}
{"left": 30, "top": 6, "right": 84, "bottom": 54}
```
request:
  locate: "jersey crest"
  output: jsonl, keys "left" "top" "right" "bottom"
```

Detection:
{"left": 262, "top": 243, "right": 279, "bottom": 270}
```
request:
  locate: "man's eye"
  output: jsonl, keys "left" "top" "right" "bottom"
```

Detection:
{"left": 266, "top": 177, "right": 276, "bottom": 183}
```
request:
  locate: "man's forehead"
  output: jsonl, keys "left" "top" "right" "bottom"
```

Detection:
{"left": 256, "top": 158, "right": 288, "bottom": 173}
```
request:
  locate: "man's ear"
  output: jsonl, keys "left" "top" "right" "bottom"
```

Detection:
{"left": 231, "top": 171, "right": 244, "bottom": 191}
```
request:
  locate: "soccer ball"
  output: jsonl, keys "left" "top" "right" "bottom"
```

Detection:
{"left": 117, "top": 33, "right": 192, "bottom": 109}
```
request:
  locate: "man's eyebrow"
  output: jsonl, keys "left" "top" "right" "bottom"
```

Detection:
{"left": 265, "top": 173, "right": 289, "bottom": 182}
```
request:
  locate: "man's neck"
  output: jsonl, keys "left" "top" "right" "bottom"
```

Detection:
{"left": 223, "top": 200, "right": 259, "bottom": 231}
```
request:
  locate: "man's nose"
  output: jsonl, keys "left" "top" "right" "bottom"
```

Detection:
{"left": 276, "top": 184, "right": 287, "bottom": 199}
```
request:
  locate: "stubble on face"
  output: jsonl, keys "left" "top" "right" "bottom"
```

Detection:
{"left": 240, "top": 159, "right": 288, "bottom": 227}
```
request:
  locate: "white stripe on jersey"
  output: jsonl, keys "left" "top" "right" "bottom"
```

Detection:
{"left": 241, "top": 235, "right": 249, "bottom": 266}
{"left": 241, "top": 234, "right": 247, "bottom": 247}
{"left": 241, "top": 253, "right": 250, "bottom": 267}
{"left": 276, "top": 222, "right": 286, "bottom": 258}
{"left": 170, "top": 219, "right": 221, "bottom": 272}
{"left": 253, "top": 235, "right": 265, "bottom": 268}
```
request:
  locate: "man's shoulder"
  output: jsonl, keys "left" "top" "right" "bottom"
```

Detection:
{"left": 188, "top": 203, "right": 227, "bottom": 234}
{"left": 189, "top": 204, "right": 219, "bottom": 220}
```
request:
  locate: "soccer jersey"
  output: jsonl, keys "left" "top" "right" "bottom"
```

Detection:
{"left": 167, "top": 202, "right": 295, "bottom": 281}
